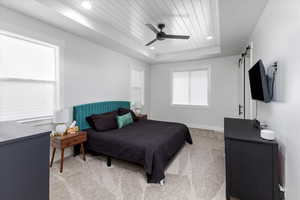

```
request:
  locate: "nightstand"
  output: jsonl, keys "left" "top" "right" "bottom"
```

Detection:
{"left": 136, "top": 114, "right": 148, "bottom": 120}
{"left": 50, "top": 131, "right": 87, "bottom": 173}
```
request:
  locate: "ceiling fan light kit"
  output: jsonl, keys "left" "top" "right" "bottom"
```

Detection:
{"left": 145, "top": 23, "right": 190, "bottom": 46}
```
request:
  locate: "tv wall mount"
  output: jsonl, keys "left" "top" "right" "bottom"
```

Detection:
{"left": 267, "top": 62, "right": 278, "bottom": 101}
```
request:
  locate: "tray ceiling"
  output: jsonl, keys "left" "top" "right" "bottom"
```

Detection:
{"left": 0, "top": 0, "right": 268, "bottom": 63}
{"left": 30, "top": 0, "right": 221, "bottom": 62}
{"left": 57, "top": 0, "right": 220, "bottom": 54}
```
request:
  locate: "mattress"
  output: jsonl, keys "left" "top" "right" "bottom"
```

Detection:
{"left": 85, "top": 119, "right": 193, "bottom": 183}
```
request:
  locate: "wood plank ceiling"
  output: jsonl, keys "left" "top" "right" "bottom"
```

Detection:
{"left": 57, "top": 0, "right": 220, "bottom": 54}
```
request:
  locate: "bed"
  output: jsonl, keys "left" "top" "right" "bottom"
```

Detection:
{"left": 73, "top": 101, "right": 192, "bottom": 183}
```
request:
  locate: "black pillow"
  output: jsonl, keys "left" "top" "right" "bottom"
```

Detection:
{"left": 86, "top": 115, "right": 96, "bottom": 129}
{"left": 86, "top": 111, "right": 118, "bottom": 131}
{"left": 118, "top": 107, "right": 138, "bottom": 121}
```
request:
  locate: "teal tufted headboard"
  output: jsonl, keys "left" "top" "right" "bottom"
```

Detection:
{"left": 73, "top": 101, "right": 130, "bottom": 130}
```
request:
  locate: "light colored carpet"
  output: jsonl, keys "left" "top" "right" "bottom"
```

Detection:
{"left": 50, "top": 129, "right": 226, "bottom": 200}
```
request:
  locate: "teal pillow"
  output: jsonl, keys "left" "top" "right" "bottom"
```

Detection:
{"left": 117, "top": 113, "right": 133, "bottom": 128}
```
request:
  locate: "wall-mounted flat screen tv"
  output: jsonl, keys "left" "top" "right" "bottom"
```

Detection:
{"left": 248, "top": 60, "right": 271, "bottom": 103}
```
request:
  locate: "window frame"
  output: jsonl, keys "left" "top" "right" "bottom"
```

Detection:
{"left": 0, "top": 30, "right": 60, "bottom": 122}
{"left": 130, "top": 66, "right": 145, "bottom": 107}
{"left": 170, "top": 65, "right": 211, "bottom": 108}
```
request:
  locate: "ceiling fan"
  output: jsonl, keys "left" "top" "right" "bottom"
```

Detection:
{"left": 145, "top": 23, "right": 190, "bottom": 46}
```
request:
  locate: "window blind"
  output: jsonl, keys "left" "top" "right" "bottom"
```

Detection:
{"left": 0, "top": 32, "right": 58, "bottom": 121}
{"left": 172, "top": 69, "right": 209, "bottom": 106}
{"left": 130, "top": 69, "right": 145, "bottom": 107}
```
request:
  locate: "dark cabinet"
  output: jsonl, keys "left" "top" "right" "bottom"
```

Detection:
{"left": 224, "top": 118, "right": 279, "bottom": 200}
{"left": 0, "top": 122, "right": 50, "bottom": 200}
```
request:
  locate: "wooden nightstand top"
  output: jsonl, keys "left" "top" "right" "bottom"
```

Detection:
{"left": 136, "top": 114, "right": 147, "bottom": 120}
{"left": 51, "top": 131, "right": 87, "bottom": 149}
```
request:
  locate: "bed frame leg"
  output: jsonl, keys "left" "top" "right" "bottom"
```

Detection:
{"left": 160, "top": 179, "right": 165, "bottom": 186}
{"left": 107, "top": 156, "right": 111, "bottom": 167}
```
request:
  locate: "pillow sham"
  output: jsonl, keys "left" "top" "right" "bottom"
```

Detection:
{"left": 116, "top": 112, "right": 133, "bottom": 128}
{"left": 86, "top": 111, "right": 118, "bottom": 131}
{"left": 118, "top": 107, "right": 138, "bottom": 121}
{"left": 86, "top": 115, "right": 96, "bottom": 129}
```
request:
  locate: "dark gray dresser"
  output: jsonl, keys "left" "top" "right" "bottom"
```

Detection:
{"left": 0, "top": 121, "right": 50, "bottom": 200}
{"left": 224, "top": 118, "right": 280, "bottom": 200}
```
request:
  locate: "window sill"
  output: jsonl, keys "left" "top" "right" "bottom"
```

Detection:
{"left": 17, "top": 116, "right": 54, "bottom": 125}
{"left": 170, "top": 104, "right": 210, "bottom": 109}
{"left": 0, "top": 77, "right": 55, "bottom": 83}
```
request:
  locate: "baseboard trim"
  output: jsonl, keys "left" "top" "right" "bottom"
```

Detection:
{"left": 185, "top": 123, "right": 224, "bottom": 133}
{"left": 149, "top": 116, "right": 224, "bottom": 132}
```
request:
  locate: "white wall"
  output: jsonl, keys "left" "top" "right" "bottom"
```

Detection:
{"left": 150, "top": 56, "right": 239, "bottom": 131}
{"left": 250, "top": 0, "right": 300, "bottom": 198}
{"left": 0, "top": 6, "right": 150, "bottom": 115}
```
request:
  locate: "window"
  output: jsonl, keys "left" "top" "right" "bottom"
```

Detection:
{"left": 172, "top": 68, "right": 209, "bottom": 106}
{"left": 130, "top": 68, "right": 144, "bottom": 108}
{"left": 0, "top": 31, "right": 59, "bottom": 121}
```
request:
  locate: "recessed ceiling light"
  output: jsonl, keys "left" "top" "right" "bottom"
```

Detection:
{"left": 150, "top": 46, "right": 155, "bottom": 50}
{"left": 206, "top": 35, "right": 213, "bottom": 40}
{"left": 81, "top": 1, "right": 92, "bottom": 10}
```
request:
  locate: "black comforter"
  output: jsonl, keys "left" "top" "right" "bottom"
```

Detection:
{"left": 85, "top": 120, "right": 193, "bottom": 183}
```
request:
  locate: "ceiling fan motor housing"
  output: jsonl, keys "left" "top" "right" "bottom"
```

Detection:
{"left": 157, "top": 32, "right": 166, "bottom": 40}
{"left": 157, "top": 24, "right": 166, "bottom": 40}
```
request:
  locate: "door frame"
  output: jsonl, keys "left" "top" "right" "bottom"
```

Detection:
{"left": 237, "top": 42, "right": 254, "bottom": 119}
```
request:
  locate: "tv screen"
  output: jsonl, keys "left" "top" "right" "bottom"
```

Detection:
{"left": 248, "top": 60, "right": 271, "bottom": 102}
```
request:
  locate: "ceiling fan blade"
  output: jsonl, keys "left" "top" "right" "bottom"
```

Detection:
{"left": 146, "top": 24, "right": 159, "bottom": 34}
{"left": 145, "top": 39, "right": 157, "bottom": 46}
{"left": 163, "top": 34, "right": 190, "bottom": 39}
